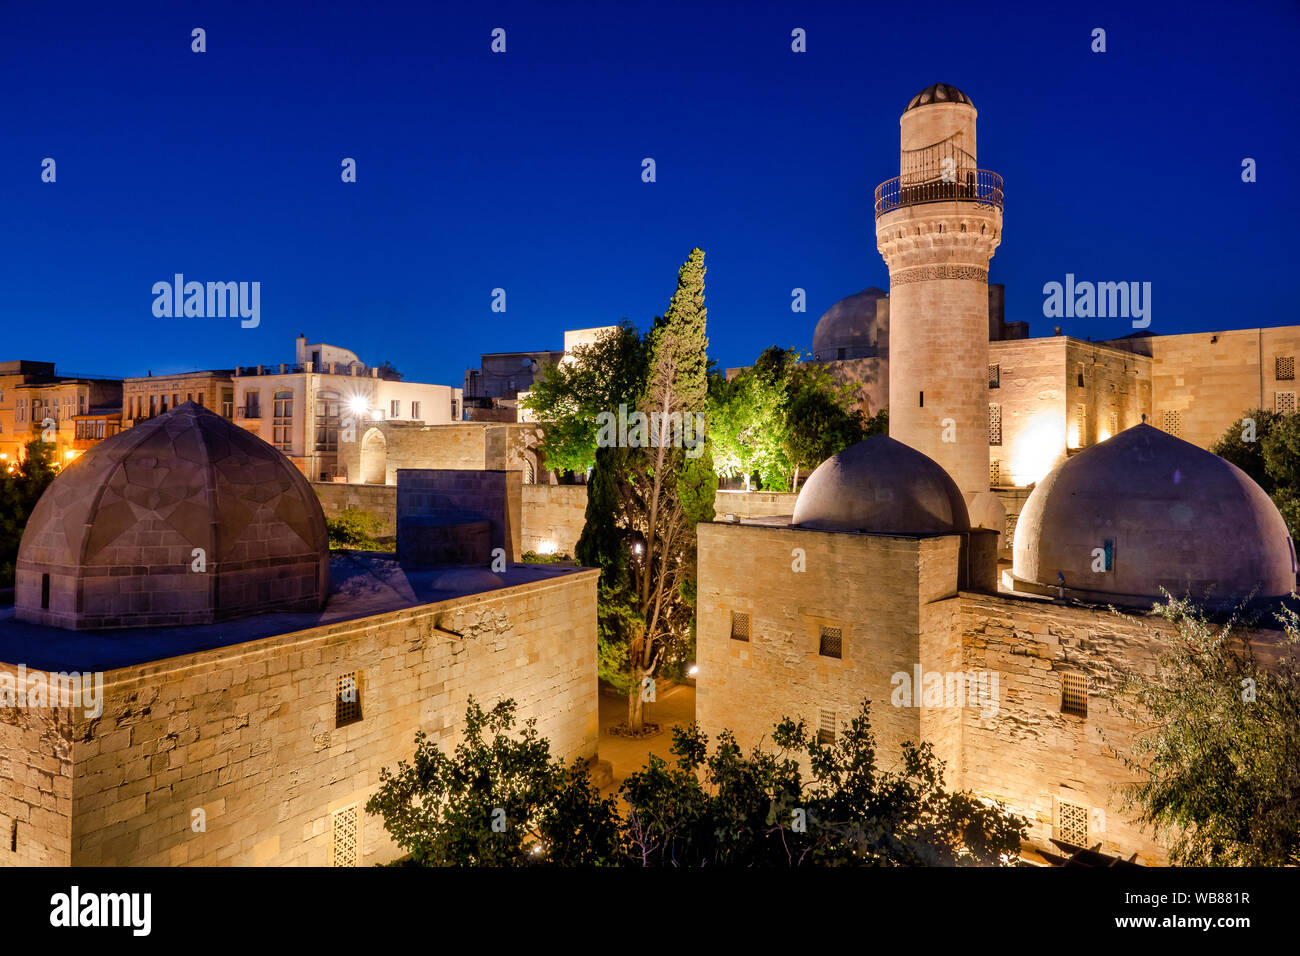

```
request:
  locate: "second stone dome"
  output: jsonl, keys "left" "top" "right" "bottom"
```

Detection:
{"left": 791, "top": 434, "right": 970, "bottom": 535}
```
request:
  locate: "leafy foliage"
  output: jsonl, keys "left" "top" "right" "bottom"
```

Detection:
{"left": 622, "top": 701, "right": 1025, "bottom": 866}
{"left": 1211, "top": 409, "right": 1300, "bottom": 537}
{"left": 521, "top": 322, "right": 648, "bottom": 474}
{"left": 371, "top": 697, "right": 1027, "bottom": 867}
{"left": 366, "top": 697, "right": 624, "bottom": 866}
{"left": 1110, "top": 594, "right": 1300, "bottom": 866}
{"left": 0, "top": 439, "right": 58, "bottom": 587}
{"left": 325, "top": 507, "right": 391, "bottom": 551}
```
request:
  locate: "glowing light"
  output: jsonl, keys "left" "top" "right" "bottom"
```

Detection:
{"left": 537, "top": 540, "right": 557, "bottom": 556}
{"left": 688, "top": 665, "right": 699, "bottom": 677}
{"left": 1009, "top": 412, "right": 1064, "bottom": 487}
{"left": 347, "top": 396, "right": 370, "bottom": 416}
{"left": 64, "top": 450, "right": 78, "bottom": 461}
{"left": 0, "top": 453, "right": 7, "bottom": 460}
{"left": 1097, "top": 429, "right": 1111, "bottom": 443}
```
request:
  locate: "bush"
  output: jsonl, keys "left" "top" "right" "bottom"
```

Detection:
{"left": 326, "top": 507, "right": 391, "bottom": 551}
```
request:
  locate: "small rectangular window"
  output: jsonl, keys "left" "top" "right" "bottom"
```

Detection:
{"left": 988, "top": 364, "right": 1000, "bottom": 388}
{"left": 989, "top": 404, "right": 1002, "bottom": 446}
{"left": 1277, "top": 356, "right": 1294, "bottom": 381}
{"left": 1275, "top": 392, "right": 1296, "bottom": 416}
{"left": 817, "top": 709, "right": 837, "bottom": 746}
{"left": 390, "top": 400, "right": 401, "bottom": 418}
{"left": 818, "top": 626, "right": 842, "bottom": 659}
{"left": 730, "top": 611, "right": 750, "bottom": 642}
{"left": 1101, "top": 539, "right": 1114, "bottom": 571}
{"left": 336, "top": 672, "right": 362, "bottom": 726}
{"left": 990, "top": 459, "right": 1001, "bottom": 485}
{"left": 1056, "top": 800, "right": 1089, "bottom": 847}
{"left": 41, "top": 573, "right": 50, "bottom": 610}
{"left": 332, "top": 806, "right": 359, "bottom": 867}
{"left": 1061, "top": 672, "right": 1088, "bottom": 718}
{"left": 919, "top": 391, "right": 924, "bottom": 407}
{"left": 411, "top": 401, "right": 421, "bottom": 420}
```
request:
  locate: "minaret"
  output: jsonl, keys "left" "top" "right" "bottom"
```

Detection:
{"left": 874, "top": 83, "right": 1005, "bottom": 536}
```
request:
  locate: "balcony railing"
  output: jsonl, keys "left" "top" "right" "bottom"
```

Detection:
{"left": 874, "top": 169, "right": 1003, "bottom": 219}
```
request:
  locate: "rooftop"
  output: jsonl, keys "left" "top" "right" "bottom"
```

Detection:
{"left": 0, "top": 553, "right": 591, "bottom": 672}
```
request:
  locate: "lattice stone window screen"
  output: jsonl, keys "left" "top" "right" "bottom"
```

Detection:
{"left": 989, "top": 404, "right": 1002, "bottom": 446}
{"left": 336, "top": 672, "right": 362, "bottom": 727}
{"left": 817, "top": 709, "right": 837, "bottom": 746}
{"left": 819, "top": 626, "right": 842, "bottom": 659}
{"left": 989, "top": 459, "right": 1001, "bottom": 485}
{"left": 730, "top": 611, "right": 750, "bottom": 642}
{"left": 1277, "top": 356, "right": 1295, "bottom": 381}
{"left": 1161, "top": 409, "right": 1181, "bottom": 437}
{"left": 1005, "top": 512, "right": 1019, "bottom": 540}
{"left": 989, "top": 364, "right": 1000, "bottom": 388}
{"left": 1061, "top": 672, "right": 1088, "bottom": 718}
{"left": 332, "top": 806, "right": 359, "bottom": 867}
{"left": 1108, "top": 410, "right": 1117, "bottom": 437}
{"left": 1076, "top": 404, "right": 1087, "bottom": 443}
{"left": 1056, "top": 800, "right": 1089, "bottom": 847}
{"left": 1276, "top": 392, "right": 1297, "bottom": 416}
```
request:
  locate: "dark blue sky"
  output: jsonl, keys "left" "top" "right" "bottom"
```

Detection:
{"left": 2, "top": 0, "right": 1297, "bottom": 386}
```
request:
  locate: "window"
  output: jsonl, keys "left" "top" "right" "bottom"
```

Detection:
{"left": 451, "top": 399, "right": 460, "bottom": 421}
{"left": 390, "top": 400, "right": 401, "bottom": 418}
{"left": 919, "top": 391, "right": 924, "bottom": 407}
{"left": 272, "top": 390, "right": 293, "bottom": 452}
{"left": 1161, "top": 408, "right": 1181, "bottom": 436}
{"left": 988, "top": 364, "right": 1000, "bottom": 388}
{"left": 1076, "top": 362, "right": 1085, "bottom": 388}
{"left": 1005, "top": 512, "right": 1019, "bottom": 540}
{"left": 818, "top": 626, "right": 842, "bottom": 659}
{"left": 1108, "top": 410, "right": 1117, "bottom": 437}
{"left": 173, "top": 393, "right": 180, "bottom": 408}
{"left": 1276, "top": 392, "right": 1296, "bottom": 416}
{"left": 336, "top": 672, "right": 362, "bottom": 726}
{"left": 989, "top": 404, "right": 1002, "bottom": 446}
{"left": 221, "top": 390, "right": 234, "bottom": 419}
{"left": 316, "top": 390, "right": 341, "bottom": 451}
{"left": 41, "top": 573, "right": 50, "bottom": 610}
{"left": 1277, "top": 356, "right": 1295, "bottom": 381}
{"left": 837, "top": 347, "right": 846, "bottom": 360}
{"left": 1061, "top": 672, "right": 1088, "bottom": 718}
{"left": 411, "top": 401, "right": 421, "bottom": 420}
{"left": 729, "top": 611, "right": 750, "bottom": 642}
{"left": 817, "top": 709, "right": 837, "bottom": 746}
{"left": 1055, "top": 800, "right": 1089, "bottom": 847}
{"left": 331, "top": 806, "right": 359, "bottom": 867}
{"left": 989, "top": 458, "right": 1001, "bottom": 485}
{"left": 1076, "top": 403, "right": 1087, "bottom": 444}
{"left": 245, "top": 391, "right": 261, "bottom": 419}
{"left": 1099, "top": 539, "right": 1114, "bottom": 571}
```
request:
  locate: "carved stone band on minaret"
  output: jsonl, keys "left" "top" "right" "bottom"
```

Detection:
{"left": 889, "top": 264, "right": 989, "bottom": 285}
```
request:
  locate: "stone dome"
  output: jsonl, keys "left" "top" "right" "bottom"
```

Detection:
{"left": 792, "top": 434, "right": 970, "bottom": 534}
{"left": 16, "top": 402, "right": 330, "bottom": 630}
{"left": 1012, "top": 424, "right": 1297, "bottom": 606}
{"left": 812, "top": 288, "right": 887, "bottom": 361}
{"left": 904, "top": 83, "right": 973, "bottom": 111}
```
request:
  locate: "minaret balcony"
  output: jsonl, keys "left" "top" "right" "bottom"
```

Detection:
{"left": 874, "top": 170, "right": 1003, "bottom": 219}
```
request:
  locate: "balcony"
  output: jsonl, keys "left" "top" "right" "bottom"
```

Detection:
{"left": 873, "top": 169, "right": 1003, "bottom": 219}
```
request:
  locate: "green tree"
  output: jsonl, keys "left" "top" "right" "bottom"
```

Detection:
{"left": 1210, "top": 409, "right": 1280, "bottom": 492}
{"left": 324, "top": 506, "right": 391, "bottom": 551}
{"left": 366, "top": 697, "right": 623, "bottom": 866}
{"left": 1261, "top": 413, "right": 1300, "bottom": 538}
{"left": 1110, "top": 595, "right": 1300, "bottom": 866}
{"left": 621, "top": 700, "right": 1026, "bottom": 866}
{"left": 707, "top": 365, "right": 791, "bottom": 491}
{"left": 782, "top": 357, "right": 883, "bottom": 489}
{"left": 0, "top": 439, "right": 58, "bottom": 587}
{"left": 521, "top": 322, "right": 648, "bottom": 474}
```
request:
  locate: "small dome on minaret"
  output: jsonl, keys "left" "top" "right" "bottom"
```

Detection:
{"left": 904, "top": 83, "right": 973, "bottom": 111}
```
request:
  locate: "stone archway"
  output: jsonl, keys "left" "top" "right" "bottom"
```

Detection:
{"left": 360, "top": 428, "right": 387, "bottom": 484}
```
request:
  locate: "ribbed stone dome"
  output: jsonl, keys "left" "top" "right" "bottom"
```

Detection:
{"left": 1012, "top": 424, "right": 1297, "bottom": 605}
{"left": 15, "top": 402, "right": 330, "bottom": 630}
{"left": 792, "top": 434, "right": 970, "bottom": 534}
{"left": 904, "top": 83, "right": 973, "bottom": 111}
{"left": 812, "top": 288, "right": 887, "bottom": 361}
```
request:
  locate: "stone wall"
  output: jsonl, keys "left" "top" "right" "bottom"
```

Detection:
{"left": 0, "top": 699, "right": 74, "bottom": 865}
{"left": 397, "top": 470, "right": 522, "bottom": 564}
{"left": 696, "top": 521, "right": 965, "bottom": 767}
{"left": 713, "top": 490, "right": 799, "bottom": 519}
{"left": 2, "top": 569, "right": 599, "bottom": 866}
{"left": 313, "top": 482, "right": 397, "bottom": 533}
{"left": 338, "top": 422, "right": 543, "bottom": 487}
{"left": 522, "top": 485, "right": 588, "bottom": 556}
{"left": 957, "top": 591, "right": 1169, "bottom": 863}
